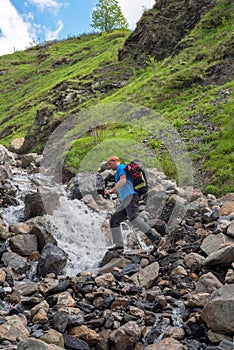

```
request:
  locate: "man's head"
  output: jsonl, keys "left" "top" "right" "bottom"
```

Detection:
{"left": 107, "top": 156, "right": 120, "bottom": 170}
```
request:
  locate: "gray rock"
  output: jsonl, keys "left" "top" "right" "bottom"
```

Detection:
{"left": 201, "top": 233, "right": 234, "bottom": 255}
{"left": 202, "top": 284, "right": 234, "bottom": 335}
{"left": 36, "top": 243, "right": 68, "bottom": 277}
{"left": 10, "top": 234, "right": 38, "bottom": 256}
{"left": 130, "top": 261, "right": 159, "bottom": 288}
{"left": 227, "top": 221, "right": 234, "bottom": 238}
{"left": 109, "top": 321, "right": 141, "bottom": 350}
{"left": 17, "top": 338, "right": 64, "bottom": 350}
{"left": 195, "top": 272, "right": 223, "bottom": 294}
{"left": 2, "top": 252, "right": 28, "bottom": 274}
{"left": 0, "top": 144, "right": 16, "bottom": 165}
{"left": 202, "top": 244, "right": 234, "bottom": 267}
{"left": 27, "top": 216, "right": 57, "bottom": 251}
{"left": 184, "top": 252, "right": 205, "bottom": 271}
{"left": 145, "top": 337, "right": 186, "bottom": 349}
{"left": 0, "top": 315, "right": 29, "bottom": 342}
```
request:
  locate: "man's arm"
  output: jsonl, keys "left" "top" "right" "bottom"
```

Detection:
{"left": 104, "top": 174, "right": 126, "bottom": 195}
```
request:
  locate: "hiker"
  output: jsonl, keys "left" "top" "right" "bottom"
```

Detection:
{"left": 104, "top": 156, "right": 161, "bottom": 250}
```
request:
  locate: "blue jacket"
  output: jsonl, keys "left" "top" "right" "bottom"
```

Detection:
{"left": 115, "top": 163, "right": 136, "bottom": 202}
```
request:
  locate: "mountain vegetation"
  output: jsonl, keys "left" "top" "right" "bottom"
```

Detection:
{"left": 0, "top": 0, "right": 233, "bottom": 196}
{"left": 91, "top": 0, "right": 129, "bottom": 32}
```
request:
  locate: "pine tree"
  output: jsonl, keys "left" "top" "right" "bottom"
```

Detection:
{"left": 91, "top": 0, "right": 129, "bottom": 32}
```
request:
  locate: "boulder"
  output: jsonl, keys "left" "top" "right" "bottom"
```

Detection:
{"left": 8, "top": 137, "right": 25, "bottom": 154}
{"left": 10, "top": 234, "right": 38, "bottom": 256}
{"left": 202, "top": 284, "right": 234, "bottom": 335}
{"left": 27, "top": 216, "right": 57, "bottom": 251}
{"left": 202, "top": 244, "right": 234, "bottom": 267}
{"left": 201, "top": 233, "right": 234, "bottom": 255}
{"left": 0, "top": 144, "right": 16, "bottom": 165}
{"left": 109, "top": 321, "right": 141, "bottom": 350}
{"left": 130, "top": 261, "right": 159, "bottom": 288}
{"left": 0, "top": 315, "right": 29, "bottom": 342}
{"left": 2, "top": 251, "right": 28, "bottom": 274}
{"left": 36, "top": 243, "right": 68, "bottom": 277}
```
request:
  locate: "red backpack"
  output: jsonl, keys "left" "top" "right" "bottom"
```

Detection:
{"left": 124, "top": 161, "right": 148, "bottom": 199}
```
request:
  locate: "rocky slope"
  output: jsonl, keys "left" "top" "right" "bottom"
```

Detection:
{"left": 0, "top": 144, "right": 234, "bottom": 350}
{"left": 119, "top": 0, "right": 216, "bottom": 63}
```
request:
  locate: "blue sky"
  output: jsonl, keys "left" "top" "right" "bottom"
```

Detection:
{"left": 0, "top": 0, "right": 155, "bottom": 56}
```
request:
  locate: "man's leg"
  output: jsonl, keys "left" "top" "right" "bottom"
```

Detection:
{"left": 110, "top": 205, "right": 127, "bottom": 248}
{"left": 125, "top": 194, "right": 161, "bottom": 246}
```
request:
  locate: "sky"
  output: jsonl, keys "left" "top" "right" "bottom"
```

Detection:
{"left": 0, "top": 0, "right": 155, "bottom": 56}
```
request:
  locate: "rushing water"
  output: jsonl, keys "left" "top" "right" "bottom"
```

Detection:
{"left": 1, "top": 167, "right": 111, "bottom": 275}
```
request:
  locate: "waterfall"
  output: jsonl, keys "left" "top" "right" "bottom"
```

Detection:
{"left": 0, "top": 167, "right": 110, "bottom": 276}
{"left": 47, "top": 196, "right": 110, "bottom": 275}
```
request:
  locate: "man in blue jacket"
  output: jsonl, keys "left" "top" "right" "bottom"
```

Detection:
{"left": 104, "top": 156, "right": 161, "bottom": 250}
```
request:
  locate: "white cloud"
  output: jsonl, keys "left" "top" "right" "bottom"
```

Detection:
{"left": 44, "top": 19, "right": 64, "bottom": 41}
{"left": 28, "top": 0, "right": 61, "bottom": 12}
{"left": 118, "top": 0, "right": 155, "bottom": 29}
{"left": 0, "top": 0, "right": 36, "bottom": 55}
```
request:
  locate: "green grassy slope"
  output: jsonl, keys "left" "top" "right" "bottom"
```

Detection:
{"left": 0, "top": 0, "right": 233, "bottom": 196}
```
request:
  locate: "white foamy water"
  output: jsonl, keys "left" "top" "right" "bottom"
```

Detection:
{"left": 1, "top": 168, "right": 37, "bottom": 225}
{"left": 47, "top": 196, "right": 110, "bottom": 275}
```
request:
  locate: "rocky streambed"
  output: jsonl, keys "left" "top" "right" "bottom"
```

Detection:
{"left": 0, "top": 144, "right": 234, "bottom": 350}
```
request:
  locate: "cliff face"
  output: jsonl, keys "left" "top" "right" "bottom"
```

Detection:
{"left": 119, "top": 0, "right": 216, "bottom": 63}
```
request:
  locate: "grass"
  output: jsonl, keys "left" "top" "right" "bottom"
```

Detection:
{"left": 0, "top": 0, "right": 233, "bottom": 196}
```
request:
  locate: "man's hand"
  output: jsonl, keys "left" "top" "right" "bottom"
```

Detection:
{"left": 104, "top": 189, "right": 111, "bottom": 195}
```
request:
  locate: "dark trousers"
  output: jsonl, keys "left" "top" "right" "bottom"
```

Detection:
{"left": 110, "top": 194, "right": 152, "bottom": 246}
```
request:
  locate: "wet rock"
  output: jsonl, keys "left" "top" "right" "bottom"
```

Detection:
{"left": 0, "top": 314, "right": 29, "bottom": 342}
{"left": 195, "top": 272, "right": 223, "bottom": 293}
{"left": 20, "top": 153, "right": 39, "bottom": 169}
{"left": 2, "top": 252, "right": 28, "bottom": 274}
{"left": 17, "top": 337, "right": 64, "bottom": 349}
{"left": 109, "top": 321, "right": 141, "bottom": 350}
{"left": 24, "top": 192, "right": 46, "bottom": 220}
{"left": 130, "top": 261, "right": 159, "bottom": 288}
{"left": 64, "top": 333, "right": 91, "bottom": 350}
{"left": 99, "top": 257, "right": 132, "bottom": 274}
{"left": 202, "top": 244, "right": 234, "bottom": 267}
{"left": 0, "top": 144, "right": 16, "bottom": 165}
{"left": 36, "top": 243, "right": 68, "bottom": 277}
{"left": 201, "top": 233, "right": 234, "bottom": 255}
{"left": 10, "top": 234, "right": 38, "bottom": 256}
{"left": 202, "top": 284, "right": 234, "bottom": 335}
{"left": 122, "top": 263, "right": 140, "bottom": 275}
{"left": 28, "top": 216, "right": 57, "bottom": 251}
